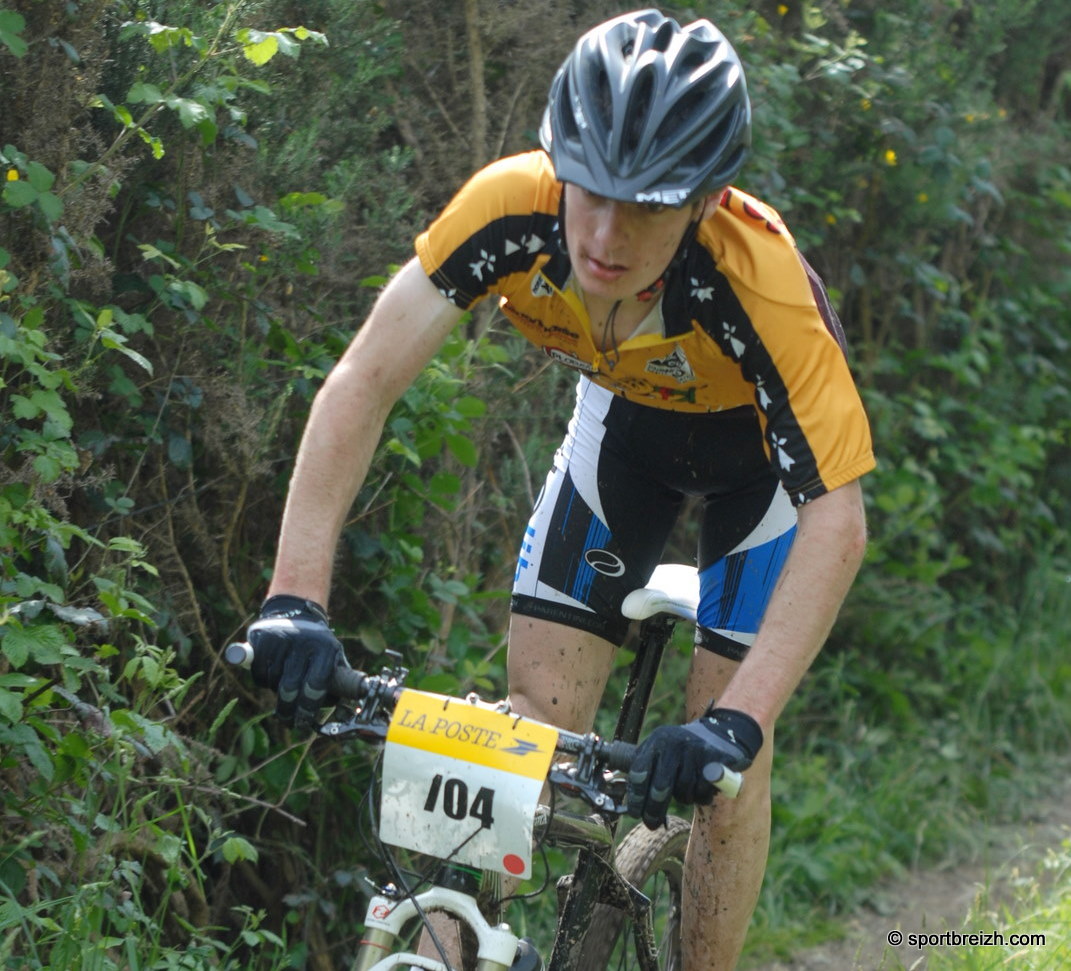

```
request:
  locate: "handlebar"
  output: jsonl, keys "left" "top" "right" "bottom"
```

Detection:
{"left": 225, "top": 641, "right": 743, "bottom": 802}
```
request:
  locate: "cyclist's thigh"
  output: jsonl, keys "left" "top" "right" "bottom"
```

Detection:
{"left": 507, "top": 616, "right": 618, "bottom": 733}
{"left": 511, "top": 378, "right": 682, "bottom": 647}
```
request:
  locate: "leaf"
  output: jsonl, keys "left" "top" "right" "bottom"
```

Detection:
{"left": 169, "top": 96, "right": 211, "bottom": 129}
{"left": 0, "top": 10, "right": 28, "bottom": 57}
{"left": 100, "top": 329, "right": 154, "bottom": 374}
{"left": 241, "top": 31, "right": 278, "bottom": 66}
{"left": 445, "top": 433, "right": 478, "bottom": 468}
{"left": 207, "top": 698, "right": 238, "bottom": 744}
{"left": 48, "top": 604, "right": 106, "bottom": 627}
{"left": 453, "top": 395, "right": 487, "bottom": 418}
{"left": 30, "top": 389, "right": 72, "bottom": 430}
{"left": 11, "top": 393, "right": 38, "bottom": 420}
{"left": 2, "top": 180, "right": 38, "bottom": 208}
{"left": 25, "top": 162, "right": 54, "bottom": 192}
{"left": 29, "top": 625, "right": 69, "bottom": 665}
{"left": 168, "top": 432, "right": 192, "bottom": 468}
{"left": 222, "top": 836, "right": 259, "bottom": 864}
{"left": 1, "top": 628, "right": 32, "bottom": 668}
{"left": 127, "top": 82, "right": 165, "bottom": 104}
{"left": 0, "top": 688, "right": 22, "bottom": 723}
{"left": 36, "top": 192, "right": 62, "bottom": 223}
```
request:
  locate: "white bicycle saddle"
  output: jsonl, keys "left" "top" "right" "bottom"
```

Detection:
{"left": 620, "top": 564, "right": 700, "bottom": 623}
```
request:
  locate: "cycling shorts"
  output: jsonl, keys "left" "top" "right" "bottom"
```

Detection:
{"left": 510, "top": 378, "right": 797, "bottom": 660}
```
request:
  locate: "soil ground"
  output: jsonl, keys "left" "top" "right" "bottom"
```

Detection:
{"left": 747, "top": 773, "right": 1071, "bottom": 970}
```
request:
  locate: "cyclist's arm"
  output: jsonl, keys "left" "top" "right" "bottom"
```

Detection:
{"left": 267, "top": 257, "right": 465, "bottom": 605}
{"left": 715, "top": 479, "right": 867, "bottom": 732}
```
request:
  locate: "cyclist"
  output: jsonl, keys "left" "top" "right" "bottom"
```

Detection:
{"left": 247, "top": 9, "right": 873, "bottom": 969}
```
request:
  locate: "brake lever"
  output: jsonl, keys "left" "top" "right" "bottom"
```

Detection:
{"left": 547, "top": 762, "right": 626, "bottom": 815}
{"left": 319, "top": 651, "right": 408, "bottom": 740}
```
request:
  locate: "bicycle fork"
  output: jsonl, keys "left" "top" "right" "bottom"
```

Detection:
{"left": 353, "top": 887, "right": 519, "bottom": 971}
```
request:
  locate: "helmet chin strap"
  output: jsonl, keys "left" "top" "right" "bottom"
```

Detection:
{"left": 557, "top": 190, "right": 703, "bottom": 302}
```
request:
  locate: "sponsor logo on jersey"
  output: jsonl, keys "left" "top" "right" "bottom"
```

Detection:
{"left": 543, "top": 346, "right": 598, "bottom": 373}
{"left": 531, "top": 274, "right": 555, "bottom": 298}
{"left": 583, "top": 548, "right": 626, "bottom": 577}
{"left": 645, "top": 345, "right": 695, "bottom": 384}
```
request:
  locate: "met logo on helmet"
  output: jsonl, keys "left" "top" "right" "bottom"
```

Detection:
{"left": 635, "top": 188, "right": 692, "bottom": 206}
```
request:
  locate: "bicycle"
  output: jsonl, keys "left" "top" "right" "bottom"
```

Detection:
{"left": 227, "top": 563, "right": 741, "bottom": 971}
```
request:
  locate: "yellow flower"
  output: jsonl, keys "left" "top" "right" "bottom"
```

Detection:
{"left": 861, "top": 98, "right": 872, "bottom": 111}
{"left": 917, "top": 192, "right": 929, "bottom": 204}
{"left": 825, "top": 213, "right": 837, "bottom": 225}
{"left": 965, "top": 113, "right": 975, "bottom": 123}
{"left": 777, "top": 4, "right": 789, "bottom": 15}
{"left": 258, "top": 254, "right": 269, "bottom": 262}
{"left": 884, "top": 149, "right": 897, "bottom": 166}
{"left": 5, "top": 168, "right": 18, "bottom": 182}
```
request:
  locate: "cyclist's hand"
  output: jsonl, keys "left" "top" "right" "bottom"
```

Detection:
{"left": 626, "top": 707, "right": 763, "bottom": 829}
{"left": 247, "top": 595, "right": 348, "bottom": 729}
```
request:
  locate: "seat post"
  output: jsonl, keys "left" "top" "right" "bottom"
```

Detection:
{"left": 612, "top": 614, "right": 676, "bottom": 745}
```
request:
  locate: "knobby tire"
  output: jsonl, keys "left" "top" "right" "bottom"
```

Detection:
{"left": 572, "top": 814, "right": 690, "bottom": 971}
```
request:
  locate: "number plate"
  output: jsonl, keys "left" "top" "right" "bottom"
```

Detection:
{"left": 379, "top": 689, "right": 558, "bottom": 878}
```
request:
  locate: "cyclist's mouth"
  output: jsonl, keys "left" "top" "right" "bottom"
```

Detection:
{"left": 582, "top": 254, "right": 629, "bottom": 283}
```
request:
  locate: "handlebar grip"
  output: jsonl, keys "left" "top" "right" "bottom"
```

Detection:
{"left": 601, "top": 739, "right": 637, "bottom": 772}
{"left": 600, "top": 740, "right": 741, "bottom": 798}
{"left": 224, "top": 641, "right": 369, "bottom": 701}
{"left": 703, "top": 761, "right": 743, "bottom": 799}
{"left": 331, "top": 665, "right": 368, "bottom": 700}
{"left": 225, "top": 642, "right": 254, "bottom": 667}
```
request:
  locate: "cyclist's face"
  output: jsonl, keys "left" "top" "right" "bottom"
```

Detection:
{"left": 563, "top": 184, "right": 705, "bottom": 301}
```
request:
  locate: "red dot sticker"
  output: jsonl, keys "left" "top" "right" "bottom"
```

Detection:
{"left": 502, "top": 854, "right": 526, "bottom": 875}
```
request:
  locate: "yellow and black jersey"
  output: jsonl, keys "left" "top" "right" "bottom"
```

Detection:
{"left": 415, "top": 151, "right": 874, "bottom": 504}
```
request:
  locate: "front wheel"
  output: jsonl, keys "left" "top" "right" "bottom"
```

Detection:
{"left": 573, "top": 814, "right": 690, "bottom": 970}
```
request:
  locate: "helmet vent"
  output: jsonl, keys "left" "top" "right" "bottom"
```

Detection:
{"left": 651, "top": 20, "right": 675, "bottom": 53}
{"left": 623, "top": 72, "right": 655, "bottom": 157}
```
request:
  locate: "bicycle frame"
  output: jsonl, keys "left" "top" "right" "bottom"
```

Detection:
{"left": 546, "top": 613, "right": 677, "bottom": 971}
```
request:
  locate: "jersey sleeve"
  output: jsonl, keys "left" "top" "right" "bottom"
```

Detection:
{"left": 415, "top": 152, "right": 560, "bottom": 310}
{"left": 698, "top": 192, "right": 876, "bottom": 504}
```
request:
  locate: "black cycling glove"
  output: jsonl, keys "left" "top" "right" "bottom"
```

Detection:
{"left": 626, "top": 706, "right": 763, "bottom": 830}
{"left": 248, "top": 594, "right": 347, "bottom": 729}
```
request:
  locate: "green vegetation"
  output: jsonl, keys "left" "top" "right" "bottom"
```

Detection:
{"left": 932, "top": 838, "right": 1071, "bottom": 970}
{"left": 1, "top": 1, "right": 1068, "bottom": 968}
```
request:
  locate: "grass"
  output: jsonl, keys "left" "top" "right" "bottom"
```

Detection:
{"left": 928, "top": 838, "right": 1071, "bottom": 970}
{"left": 741, "top": 548, "right": 1071, "bottom": 965}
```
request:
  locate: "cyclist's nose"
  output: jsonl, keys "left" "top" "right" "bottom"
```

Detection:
{"left": 591, "top": 199, "right": 633, "bottom": 250}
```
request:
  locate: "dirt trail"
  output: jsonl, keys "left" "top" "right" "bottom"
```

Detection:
{"left": 747, "top": 773, "right": 1071, "bottom": 970}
